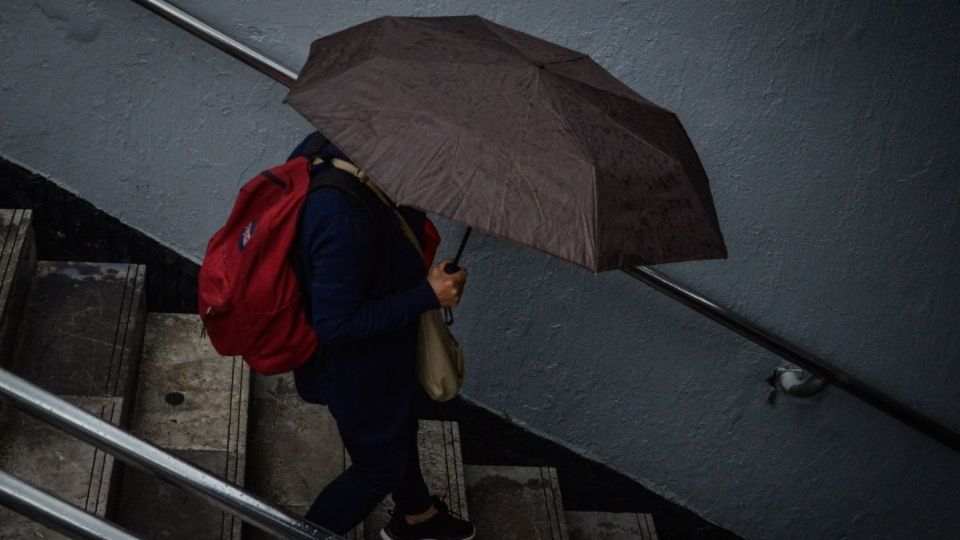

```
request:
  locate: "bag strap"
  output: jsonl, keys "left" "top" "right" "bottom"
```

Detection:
{"left": 355, "top": 176, "right": 430, "bottom": 262}
{"left": 308, "top": 163, "right": 385, "bottom": 225}
{"left": 295, "top": 160, "right": 454, "bottom": 325}
{"left": 291, "top": 162, "right": 387, "bottom": 320}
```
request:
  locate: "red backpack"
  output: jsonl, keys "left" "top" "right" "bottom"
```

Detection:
{"left": 199, "top": 156, "right": 319, "bottom": 374}
{"left": 199, "top": 156, "right": 442, "bottom": 375}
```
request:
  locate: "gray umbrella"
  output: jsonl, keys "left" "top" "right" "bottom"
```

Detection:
{"left": 286, "top": 15, "right": 727, "bottom": 271}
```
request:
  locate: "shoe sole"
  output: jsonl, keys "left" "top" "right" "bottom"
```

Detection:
{"left": 380, "top": 529, "right": 477, "bottom": 540}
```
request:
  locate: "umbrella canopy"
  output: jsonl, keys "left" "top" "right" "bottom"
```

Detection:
{"left": 286, "top": 15, "right": 726, "bottom": 271}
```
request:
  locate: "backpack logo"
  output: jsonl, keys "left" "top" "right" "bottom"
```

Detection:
{"left": 238, "top": 220, "right": 256, "bottom": 251}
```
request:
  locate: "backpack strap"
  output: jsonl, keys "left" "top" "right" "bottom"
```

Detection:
{"left": 291, "top": 163, "right": 391, "bottom": 320}
{"left": 293, "top": 161, "right": 433, "bottom": 321}
{"left": 307, "top": 163, "right": 388, "bottom": 223}
{"left": 288, "top": 154, "right": 394, "bottom": 377}
{"left": 314, "top": 165, "right": 432, "bottom": 258}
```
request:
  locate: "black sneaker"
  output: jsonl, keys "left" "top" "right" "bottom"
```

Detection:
{"left": 380, "top": 495, "right": 476, "bottom": 540}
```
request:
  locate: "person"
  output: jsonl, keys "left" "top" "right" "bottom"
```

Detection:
{"left": 288, "top": 132, "right": 476, "bottom": 540}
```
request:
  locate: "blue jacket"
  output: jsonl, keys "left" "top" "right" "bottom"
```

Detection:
{"left": 291, "top": 134, "right": 440, "bottom": 445}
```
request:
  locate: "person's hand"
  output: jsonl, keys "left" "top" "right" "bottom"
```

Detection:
{"left": 427, "top": 259, "right": 467, "bottom": 308}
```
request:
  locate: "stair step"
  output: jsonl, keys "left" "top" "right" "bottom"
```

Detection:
{"left": 566, "top": 511, "right": 658, "bottom": 540}
{"left": 0, "top": 209, "right": 36, "bottom": 367}
{"left": 0, "top": 395, "right": 123, "bottom": 539}
{"left": 13, "top": 261, "right": 146, "bottom": 408}
{"left": 0, "top": 259, "right": 147, "bottom": 537}
{"left": 464, "top": 465, "right": 568, "bottom": 540}
{"left": 246, "top": 373, "right": 356, "bottom": 539}
{"left": 114, "top": 313, "right": 249, "bottom": 540}
{"left": 247, "top": 373, "right": 468, "bottom": 540}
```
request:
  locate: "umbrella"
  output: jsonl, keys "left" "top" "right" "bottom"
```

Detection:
{"left": 285, "top": 15, "right": 726, "bottom": 272}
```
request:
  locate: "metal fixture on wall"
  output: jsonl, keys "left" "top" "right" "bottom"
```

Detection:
{"left": 624, "top": 266, "right": 832, "bottom": 395}
{"left": 128, "top": 0, "right": 960, "bottom": 455}
{"left": 770, "top": 367, "right": 828, "bottom": 398}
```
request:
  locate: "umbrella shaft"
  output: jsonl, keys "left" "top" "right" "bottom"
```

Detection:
{"left": 445, "top": 227, "right": 472, "bottom": 273}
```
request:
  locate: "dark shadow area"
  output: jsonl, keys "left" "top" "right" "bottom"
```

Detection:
{"left": 418, "top": 395, "right": 741, "bottom": 540}
{"left": 0, "top": 158, "right": 197, "bottom": 313}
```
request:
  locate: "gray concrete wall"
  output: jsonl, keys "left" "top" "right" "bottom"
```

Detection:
{"left": 3, "top": 1, "right": 959, "bottom": 538}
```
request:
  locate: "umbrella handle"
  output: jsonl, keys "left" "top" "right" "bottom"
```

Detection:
{"left": 441, "top": 227, "right": 472, "bottom": 326}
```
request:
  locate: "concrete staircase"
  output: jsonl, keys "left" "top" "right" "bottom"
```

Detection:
{"left": 0, "top": 209, "right": 657, "bottom": 539}
{"left": 0, "top": 209, "right": 249, "bottom": 539}
{"left": 0, "top": 206, "right": 147, "bottom": 537}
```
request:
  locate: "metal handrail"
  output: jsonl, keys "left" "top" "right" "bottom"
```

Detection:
{"left": 0, "top": 369, "right": 342, "bottom": 540}
{"left": 0, "top": 469, "right": 141, "bottom": 540}
{"left": 131, "top": 0, "right": 296, "bottom": 86}
{"left": 129, "top": 0, "right": 960, "bottom": 455}
{"left": 625, "top": 267, "right": 960, "bottom": 452}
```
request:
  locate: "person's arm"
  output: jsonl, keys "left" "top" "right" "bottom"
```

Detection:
{"left": 303, "top": 189, "right": 440, "bottom": 346}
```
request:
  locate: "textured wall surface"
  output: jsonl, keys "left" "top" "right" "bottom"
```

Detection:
{"left": 3, "top": 1, "right": 959, "bottom": 538}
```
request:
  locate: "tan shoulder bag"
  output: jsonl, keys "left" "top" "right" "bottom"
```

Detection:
{"left": 393, "top": 207, "right": 465, "bottom": 401}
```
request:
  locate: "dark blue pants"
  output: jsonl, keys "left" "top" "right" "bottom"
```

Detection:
{"left": 304, "top": 415, "right": 432, "bottom": 534}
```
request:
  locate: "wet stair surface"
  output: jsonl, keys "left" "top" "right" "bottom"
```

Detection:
{"left": 246, "top": 372, "right": 654, "bottom": 540}
{"left": 0, "top": 209, "right": 35, "bottom": 366}
{"left": 0, "top": 249, "right": 146, "bottom": 538}
{"left": 0, "top": 395, "right": 122, "bottom": 538}
{"left": 113, "top": 312, "right": 249, "bottom": 539}
{"left": 465, "top": 465, "right": 568, "bottom": 539}
{"left": 567, "top": 512, "right": 659, "bottom": 540}
{"left": 0, "top": 208, "right": 658, "bottom": 539}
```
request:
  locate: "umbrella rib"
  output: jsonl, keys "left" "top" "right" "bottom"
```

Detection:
{"left": 545, "top": 65, "right": 669, "bottom": 113}
{"left": 477, "top": 18, "right": 533, "bottom": 63}
{"left": 534, "top": 72, "right": 595, "bottom": 166}
{"left": 397, "top": 16, "right": 531, "bottom": 67}
{"left": 540, "top": 74, "right": 714, "bottom": 267}
{"left": 404, "top": 125, "right": 467, "bottom": 213}
{"left": 517, "top": 70, "right": 548, "bottom": 225}
{"left": 286, "top": 54, "right": 383, "bottom": 103}
{"left": 476, "top": 17, "right": 584, "bottom": 65}
{"left": 541, "top": 55, "right": 590, "bottom": 66}
{"left": 554, "top": 80, "right": 717, "bottom": 236}
{"left": 546, "top": 71, "right": 724, "bottom": 238}
{"left": 535, "top": 73, "right": 601, "bottom": 269}
{"left": 546, "top": 74, "right": 689, "bottom": 178}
